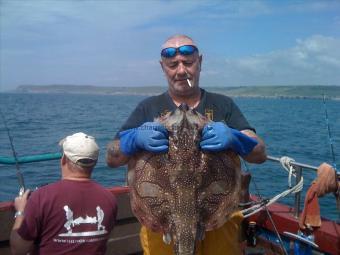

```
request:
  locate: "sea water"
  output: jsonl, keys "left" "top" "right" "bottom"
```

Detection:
{"left": 0, "top": 92, "right": 339, "bottom": 220}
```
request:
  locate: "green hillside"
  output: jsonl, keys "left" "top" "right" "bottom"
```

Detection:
{"left": 207, "top": 85, "right": 340, "bottom": 98}
{"left": 14, "top": 85, "right": 340, "bottom": 99}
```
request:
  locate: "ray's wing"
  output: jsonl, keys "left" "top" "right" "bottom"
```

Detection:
{"left": 198, "top": 151, "right": 241, "bottom": 231}
{"left": 129, "top": 152, "right": 172, "bottom": 233}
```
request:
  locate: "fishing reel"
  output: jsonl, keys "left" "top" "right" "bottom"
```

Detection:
{"left": 284, "top": 230, "right": 318, "bottom": 255}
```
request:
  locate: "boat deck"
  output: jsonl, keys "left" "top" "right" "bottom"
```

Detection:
{"left": 0, "top": 187, "right": 339, "bottom": 255}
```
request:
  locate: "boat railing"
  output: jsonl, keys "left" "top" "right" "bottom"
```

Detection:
{"left": 266, "top": 155, "right": 319, "bottom": 218}
{"left": 0, "top": 153, "right": 62, "bottom": 165}
{"left": 0, "top": 152, "right": 325, "bottom": 218}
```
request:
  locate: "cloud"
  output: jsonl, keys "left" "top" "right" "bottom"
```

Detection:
{"left": 0, "top": 1, "right": 196, "bottom": 31}
{"left": 285, "top": 0, "right": 340, "bottom": 12}
{"left": 334, "top": 16, "right": 340, "bottom": 26}
{"left": 191, "top": 1, "right": 272, "bottom": 20}
{"left": 2, "top": 1, "right": 339, "bottom": 39}
{"left": 1, "top": 1, "right": 340, "bottom": 90}
{"left": 202, "top": 35, "right": 340, "bottom": 86}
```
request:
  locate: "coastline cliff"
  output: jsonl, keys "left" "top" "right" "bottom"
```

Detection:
{"left": 13, "top": 84, "right": 340, "bottom": 99}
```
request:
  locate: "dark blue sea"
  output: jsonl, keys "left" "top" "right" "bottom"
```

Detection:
{"left": 0, "top": 92, "right": 339, "bottom": 221}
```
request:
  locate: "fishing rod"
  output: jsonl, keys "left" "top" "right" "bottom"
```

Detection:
{"left": 322, "top": 94, "right": 340, "bottom": 222}
{"left": 242, "top": 161, "right": 289, "bottom": 255}
{"left": 0, "top": 109, "right": 25, "bottom": 196}
{"left": 322, "top": 94, "right": 338, "bottom": 172}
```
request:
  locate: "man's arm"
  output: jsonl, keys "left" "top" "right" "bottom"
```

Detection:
{"left": 106, "top": 122, "right": 169, "bottom": 168}
{"left": 106, "top": 140, "right": 130, "bottom": 168}
{"left": 241, "top": 130, "right": 267, "bottom": 164}
{"left": 11, "top": 219, "right": 34, "bottom": 255}
{"left": 200, "top": 123, "right": 266, "bottom": 163}
{"left": 10, "top": 190, "right": 34, "bottom": 255}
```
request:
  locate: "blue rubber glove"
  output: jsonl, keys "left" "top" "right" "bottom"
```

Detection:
{"left": 119, "top": 122, "right": 169, "bottom": 156}
{"left": 200, "top": 122, "right": 258, "bottom": 156}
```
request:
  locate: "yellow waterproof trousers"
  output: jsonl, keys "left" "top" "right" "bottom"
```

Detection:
{"left": 140, "top": 211, "right": 243, "bottom": 255}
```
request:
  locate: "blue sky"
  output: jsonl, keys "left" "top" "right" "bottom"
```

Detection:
{"left": 1, "top": 0, "right": 340, "bottom": 91}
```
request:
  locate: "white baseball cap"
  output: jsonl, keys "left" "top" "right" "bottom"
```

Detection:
{"left": 59, "top": 132, "right": 99, "bottom": 167}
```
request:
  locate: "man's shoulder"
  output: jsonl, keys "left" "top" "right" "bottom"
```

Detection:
{"left": 87, "top": 180, "right": 111, "bottom": 192}
{"left": 204, "top": 89, "right": 233, "bottom": 102}
{"left": 138, "top": 91, "right": 168, "bottom": 107}
{"left": 204, "top": 90, "right": 232, "bottom": 100}
{"left": 86, "top": 181, "right": 117, "bottom": 199}
{"left": 88, "top": 183, "right": 118, "bottom": 209}
{"left": 33, "top": 180, "right": 107, "bottom": 193}
{"left": 34, "top": 180, "right": 63, "bottom": 192}
{"left": 28, "top": 180, "right": 63, "bottom": 202}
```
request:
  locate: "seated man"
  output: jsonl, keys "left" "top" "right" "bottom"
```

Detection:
{"left": 11, "top": 132, "right": 118, "bottom": 255}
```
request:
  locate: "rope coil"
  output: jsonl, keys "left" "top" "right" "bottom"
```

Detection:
{"left": 241, "top": 156, "right": 303, "bottom": 218}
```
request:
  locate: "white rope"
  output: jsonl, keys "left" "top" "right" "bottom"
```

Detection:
{"left": 241, "top": 156, "right": 304, "bottom": 218}
{"left": 280, "top": 156, "right": 296, "bottom": 188}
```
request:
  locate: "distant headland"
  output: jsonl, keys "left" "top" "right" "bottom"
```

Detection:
{"left": 12, "top": 84, "right": 340, "bottom": 99}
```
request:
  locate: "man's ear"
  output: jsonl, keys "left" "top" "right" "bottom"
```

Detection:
{"left": 159, "top": 60, "right": 165, "bottom": 72}
{"left": 198, "top": 55, "right": 203, "bottom": 72}
{"left": 61, "top": 154, "right": 67, "bottom": 165}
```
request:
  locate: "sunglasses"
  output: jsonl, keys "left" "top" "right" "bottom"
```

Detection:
{"left": 161, "top": 45, "right": 198, "bottom": 58}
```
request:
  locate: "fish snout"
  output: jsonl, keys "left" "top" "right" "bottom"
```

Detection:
{"left": 171, "top": 218, "right": 203, "bottom": 255}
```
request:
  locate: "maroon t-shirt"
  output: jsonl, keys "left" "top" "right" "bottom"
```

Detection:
{"left": 18, "top": 179, "right": 118, "bottom": 255}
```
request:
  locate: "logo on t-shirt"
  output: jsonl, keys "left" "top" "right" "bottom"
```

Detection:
{"left": 205, "top": 109, "right": 213, "bottom": 121}
{"left": 58, "top": 205, "right": 107, "bottom": 237}
{"left": 159, "top": 109, "right": 171, "bottom": 118}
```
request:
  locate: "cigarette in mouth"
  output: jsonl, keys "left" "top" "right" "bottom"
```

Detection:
{"left": 186, "top": 78, "right": 192, "bottom": 87}
{"left": 185, "top": 71, "right": 192, "bottom": 87}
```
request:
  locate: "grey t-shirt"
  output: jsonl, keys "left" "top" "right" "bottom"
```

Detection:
{"left": 116, "top": 88, "right": 255, "bottom": 137}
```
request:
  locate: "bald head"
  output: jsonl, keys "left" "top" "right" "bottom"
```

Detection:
{"left": 162, "top": 34, "right": 197, "bottom": 49}
{"left": 160, "top": 34, "right": 202, "bottom": 100}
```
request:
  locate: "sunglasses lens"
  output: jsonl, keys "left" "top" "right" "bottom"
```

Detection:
{"left": 178, "top": 45, "right": 197, "bottom": 55}
{"left": 161, "top": 48, "right": 177, "bottom": 58}
{"left": 161, "top": 45, "right": 198, "bottom": 58}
